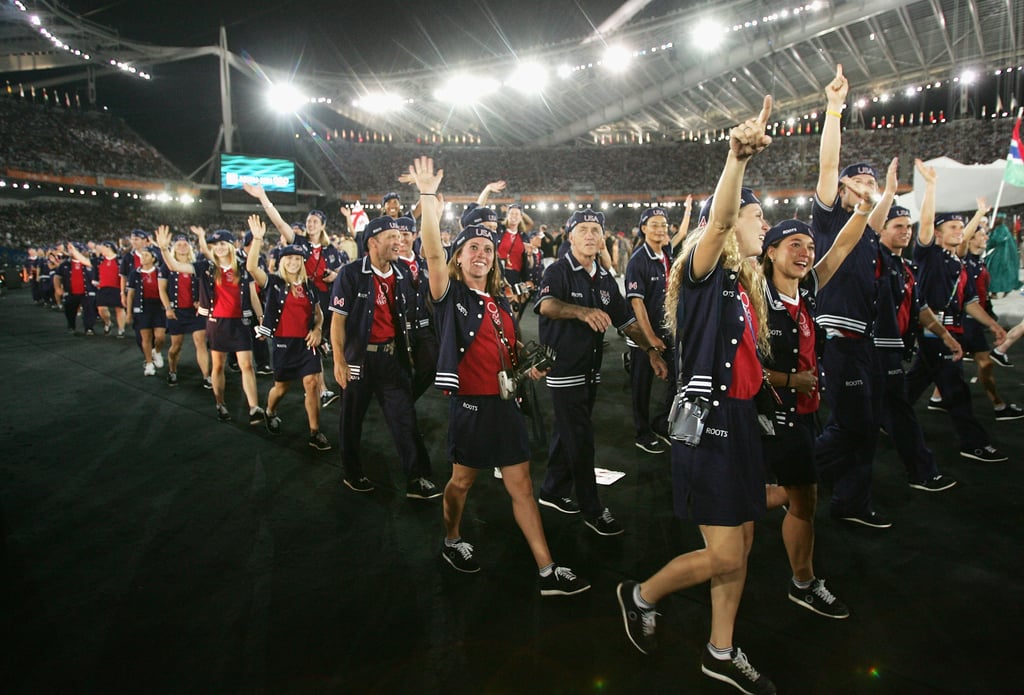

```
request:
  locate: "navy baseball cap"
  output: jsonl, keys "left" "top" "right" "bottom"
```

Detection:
{"left": 130, "top": 229, "right": 149, "bottom": 240}
{"left": 394, "top": 216, "right": 417, "bottom": 233}
{"left": 840, "top": 162, "right": 878, "bottom": 181}
{"left": 697, "top": 187, "right": 761, "bottom": 227}
{"left": 307, "top": 209, "right": 327, "bottom": 223}
{"left": 638, "top": 206, "right": 668, "bottom": 228}
{"left": 452, "top": 225, "right": 498, "bottom": 253}
{"left": 382, "top": 192, "right": 401, "bottom": 204}
{"left": 242, "top": 231, "right": 254, "bottom": 247}
{"left": 934, "top": 212, "right": 966, "bottom": 227}
{"left": 761, "top": 219, "right": 813, "bottom": 254}
{"left": 277, "top": 244, "right": 308, "bottom": 259}
{"left": 887, "top": 206, "right": 912, "bottom": 222}
{"left": 566, "top": 208, "right": 605, "bottom": 234}
{"left": 461, "top": 204, "right": 498, "bottom": 227}
{"left": 363, "top": 216, "right": 400, "bottom": 241}
{"left": 206, "top": 229, "right": 235, "bottom": 245}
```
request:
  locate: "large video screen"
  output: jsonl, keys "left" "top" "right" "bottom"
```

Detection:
{"left": 219, "top": 153, "right": 297, "bottom": 209}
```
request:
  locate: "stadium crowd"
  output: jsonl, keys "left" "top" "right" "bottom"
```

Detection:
{"left": 0, "top": 96, "right": 181, "bottom": 180}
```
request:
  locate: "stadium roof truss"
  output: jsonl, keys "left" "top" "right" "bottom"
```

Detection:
{"left": 1, "top": 0, "right": 1021, "bottom": 148}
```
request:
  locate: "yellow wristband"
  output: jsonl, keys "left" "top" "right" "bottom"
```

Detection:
{"left": 826, "top": 110, "right": 843, "bottom": 119}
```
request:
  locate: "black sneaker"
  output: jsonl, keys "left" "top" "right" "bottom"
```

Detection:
{"left": 166, "top": 372, "right": 178, "bottom": 387}
{"left": 585, "top": 508, "right": 624, "bottom": 536}
{"left": 926, "top": 398, "right": 949, "bottom": 412}
{"left": 962, "top": 354, "right": 975, "bottom": 363}
{"left": 343, "top": 476, "right": 374, "bottom": 493}
{"left": 441, "top": 540, "right": 480, "bottom": 573}
{"left": 833, "top": 508, "right": 892, "bottom": 529}
{"left": 266, "top": 413, "right": 282, "bottom": 435}
{"left": 308, "top": 430, "right": 331, "bottom": 451}
{"left": 84, "top": 329, "right": 95, "bottom": 336}
{"left": 701, "top": 647, "right": 776, "bottom": 695}
{"left": 621, "top": 350, "right": 631, "bottom": 374}
{"left": 990, "top": 349, "right": 1013, "bottom": 368}
{"left": 203, "top": 376, "right": 213, "bottom": 390}
{"left": 407, "top": 477, "right": 442, "bottom": 500}
{"left": 320, "top": 390, "right": 340, "bottom": 408}
{"left": 960, "top": 445, "right": 1008, "bottom": 462}
{"left": 994, "top": 404, "right": 1024, "bottom": 421}
{"left": 248, "top": 406, "right": 267, "bottom": 426}
{"left": 215, "top": 404, "right": 231, "bottom": 422}
{"left": 788, "top": 578, "right": 850, "bottom": 619}
{"left": 539, "top": 565, "right": 591, "bottom": 596}
{"left": 635, "top": 435, "right": 666, "bottom": 454}
{"left": 228, "top": 361, "right": 241, "bottom": 373}
{"left": 909, "top": 474, "right": 958, "bottom": 492}
{"left": 538, "top": 494, "right": 581, "bottom": 514}
{"left": 616, "top": 580, "right": 657, "bottom": 654}
{"left": 256, "top": 364, "right": 274, "bottom": 376}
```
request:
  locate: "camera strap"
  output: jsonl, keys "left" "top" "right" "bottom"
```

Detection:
{"left": 484, "top": 295, "right": 519, "bottom": 371}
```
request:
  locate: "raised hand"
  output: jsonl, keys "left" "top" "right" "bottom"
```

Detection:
{"left": 485, "top": 180, "right": 506, "bottom": 193}
{"left": 840, "top": 175, "right": 876, "bottom": 204}
{"left": 242, "top": 182, "right": 266, "bottom": 200}
{"left": 825, "top": 64, "right": 848, "bottom": 108}
{"left": 914, "top": 158, "right": 937, "bottom": 186}
{"left": 884, "top": 157, "right": 899, "bottom": 193}
{"left": 248, "top": 214, "right": 266, "bottom": 240}
{"left": 730, "top": 95, "right": 773, "bottom": 161}
{"left": 154, "top": 225, "right": 172, "bottom": 248}
{"left": 976, "top": 197, "right": 991, "bottom": 216}
{"left": 407, "top": 156, "right": 445, "bottom": 194}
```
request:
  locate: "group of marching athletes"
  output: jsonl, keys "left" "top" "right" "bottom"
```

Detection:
{"left": 21, "top": 65, "right": 1024, "bottom": 695}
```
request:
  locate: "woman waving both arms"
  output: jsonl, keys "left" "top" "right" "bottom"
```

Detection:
{"left": 245, "top": 215, "right": 331, "bottom": 450}
{"left": 410, "top": 156, "right": 588, "bottom": 597}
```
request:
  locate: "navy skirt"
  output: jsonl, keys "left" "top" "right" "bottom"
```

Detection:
{"left": 447, "top": 395, "right": 531, "bottom": 469}
{"left": 671, "top": 397, "right": 767, "bottom": 526}
{"left": 272, "top": 337, "right": 322, "bottom": 382}
{"left": 206, "top": 315, "right": 254, "bottom": 353}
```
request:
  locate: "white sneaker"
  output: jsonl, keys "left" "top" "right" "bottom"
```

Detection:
{"left": 152, "top": 350, "right": 164, "bottom": 368}
{"left": 143, "top": 362, "right": 156, "bottom": 376}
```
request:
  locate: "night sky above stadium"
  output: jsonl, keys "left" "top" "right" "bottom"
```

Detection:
{"left": 53, "top": 0, "right": 665, "bottom": 173}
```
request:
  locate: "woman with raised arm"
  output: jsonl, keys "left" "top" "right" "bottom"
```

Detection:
{"left": 756, "top": 175, "right": 876, "bottom": 623}
{"left": 409, "top": 156, "right": 588, "bottom": 597}
{"left": 245, "top": 215, "right": 331, "bottom": 450}
{"left": 155, "top": 225, "right": 264, "bottom": 424}
{"left": 617, "top": 97, "right": 778, "bottom": 695}
{"left": 159, "top": 233, "right": 211, "bottom": 389}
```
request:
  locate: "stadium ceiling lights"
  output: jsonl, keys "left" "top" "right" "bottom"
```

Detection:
{"left": 352, "top": 93, "right": 408, "bottom": 114}
{"left": 693, "top": 20, "right": 727, "bottom": 50}
{"left": 267, "top": 82, "right": 307, "bottom": 114}
{"left": 12, "top": 2, "right": 151, "bottom": 79}
{"left": 433, "top": 75, "right": 500, "bottom": 104}
{"left": 600, "top": 46, "right": 633, "bottom": 73}
{"left": 507, "top": 62, "right": 549, "bottom": 94}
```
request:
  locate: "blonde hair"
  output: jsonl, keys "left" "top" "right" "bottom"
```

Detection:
{"left": 665, "top": 225, "right": 772, "bottom": 357}
{"left": 173, "top": 244, "right": 196, "bottom": 264}
{"left": 277, "top": 255, "right": 309, "bottom": 285}
{"left": 214, "top": 251, "right": 240, "bottom": 286}
{"left": 448, "top": 247, "right": 504, "bottom": 297}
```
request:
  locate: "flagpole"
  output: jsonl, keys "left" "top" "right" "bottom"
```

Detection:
{"left": 991, "top": 107, "right": 1024, "bottom": 224}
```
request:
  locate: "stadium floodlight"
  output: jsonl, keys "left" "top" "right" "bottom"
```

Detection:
{"left": 353, "top": 93, "right": 405, "bottom": 114}
{"left": 693, "top": 20, "right": 726, "bottom": 50}
{"left": 854, "top": 98, "right": 867, "bottom": 109}
{"left": 556, "top": 64, "right": 573, "bottom": 79}
{"left": 180, "top": 194, "right": 195, "bottom": 206}
{"left": 905, "top": 87, "right": 917, "bottom": 98}
{"left": 433, "top": 74, "right": 500, "bottom": 104}
{"left": 601, "top": 45, "right": 633, "bottom": 73}
{"left": 508, "top": 62, "right": 548, "bottom": 94}
{"left": 267, "top": 82, "right": 307, "bottom": 114}
{"left": 960, "top": 69, "right": 977, "bottom": 85}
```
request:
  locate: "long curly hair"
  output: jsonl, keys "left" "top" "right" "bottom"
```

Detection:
{"left": 665, "top": 225, "right": 771, "bottom": 357}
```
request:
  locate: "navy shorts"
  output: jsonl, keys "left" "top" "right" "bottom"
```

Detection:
{"left": 958, "top": 317, "right": 990, "bottom": 354}
{"left": 671, "top": 397, "right": 767, "bottom": 526}
{"left": 447, "top": 395, "right": 531, "bottom": 469}
{"left": 96, "top": 287, "right": 122, "bottom": 308}
{"left": 166, "top": 307, "right": 205, "bottom": 336}
{"left": 272, "top": 337, "right": 322, "bottom": 382}
{"left": 206, "top": 315, "right": 254, "bottom": 353}
{"left": 133, "top": 299, "right": 167, "bottom": 330}
{"left": 762, "top": 413, "right": 818, "bottom": 486}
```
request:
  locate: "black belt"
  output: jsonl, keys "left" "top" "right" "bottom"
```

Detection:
{"left": 366, "top": 341, "right": 395, "bottom": 355}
